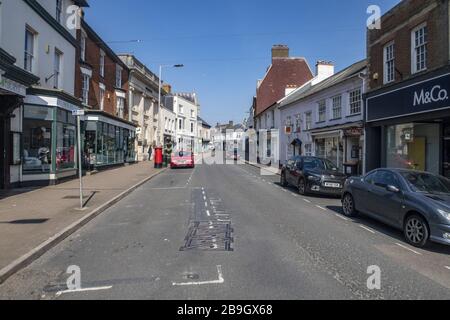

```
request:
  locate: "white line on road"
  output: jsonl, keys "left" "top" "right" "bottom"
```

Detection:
{"left": 172, "top": 265, "right": 224, "bottom": 286}
{"left": 204, "top": 202, "right": 208, "bottom": 208}
{"left": 335, "top": 214, "right": 350, "bottom": 221}
{"left": 445, "top": 266, "right": 450, "bottom": 270}
{"left": 395, "top": 243, "right": 422, "bottom": 255}
{"left": 206, "top": 210, "right": 211, "bottom": 217}
{"left": 316, "top": 205, "right": 328, "bottom": 211}
{"left": 359, "top": 225, "right": 376, "bottom": 234}
{"left": 55, "top": 286, "right": 113, "bottom": 297}
{"left": 303, "top": 199, "right": 311, "bottom": 203}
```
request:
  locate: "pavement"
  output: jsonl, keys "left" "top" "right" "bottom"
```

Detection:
{"left": 0, "top": 161, "right": 165, "bottom": 282}
{"left": 1, "top": 160, "right": 450, "bottom": 299}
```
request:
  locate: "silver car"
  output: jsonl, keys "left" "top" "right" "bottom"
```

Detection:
{"left": 341, "top": 168, "right": 450, "bottom": 248}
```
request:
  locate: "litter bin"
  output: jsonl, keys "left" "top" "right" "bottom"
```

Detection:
{"left": 154, "top": 147, "right": 163, "bottom": 168}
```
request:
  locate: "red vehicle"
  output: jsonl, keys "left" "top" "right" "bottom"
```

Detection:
{"left": 170, "top": 151, "right": 195, "bottom": 169}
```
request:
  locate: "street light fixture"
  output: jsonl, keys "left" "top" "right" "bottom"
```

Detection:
{"left": 158, "top": 64, "right": 184, "bottom": 147}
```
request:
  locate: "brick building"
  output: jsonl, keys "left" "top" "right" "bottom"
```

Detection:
{"left": 75, "top": 19, "right": 136, "bottom": 170}
{"left": 365, "top": 0, "right": 450, "bottom": 177}
{"left": 254, "top": 45, "right": 313, "bottom": 163}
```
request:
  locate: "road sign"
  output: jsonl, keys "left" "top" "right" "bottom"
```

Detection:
{"left": 72, "top": 110, "right": 85, "bottom": 116}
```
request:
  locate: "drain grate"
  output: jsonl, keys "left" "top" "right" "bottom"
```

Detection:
{"left": 180, "top": 221, "right": 234, "bottom": 252}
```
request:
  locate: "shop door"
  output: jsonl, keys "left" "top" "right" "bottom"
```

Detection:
{"left": 0, "top": 117, "right": 5, "bottom": 189}
{"left": 407, "top": 137, "right": 426, "bottom": 171}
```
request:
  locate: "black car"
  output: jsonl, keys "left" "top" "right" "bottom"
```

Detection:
{"left": 280, "top": 156, "right": 347, "bottom": 196}
{"left": 342, "top": 168, "right": 450, "bottom": 248}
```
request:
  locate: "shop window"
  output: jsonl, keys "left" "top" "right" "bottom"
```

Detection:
{"left": 23, "top": 120, "right": 52, "bottom": 173}
{"left": 56, "top": 122, "right": 76, "bottom": 170}
{"left": 386, "top": 123, "right": 439, "bottom": 174}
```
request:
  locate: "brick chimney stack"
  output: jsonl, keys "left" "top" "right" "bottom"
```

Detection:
{"left": 162, "top": 84, "right": 172, "bottom": 94}
{"left": 272, "top": 45, "right": 289, "bottom": 60}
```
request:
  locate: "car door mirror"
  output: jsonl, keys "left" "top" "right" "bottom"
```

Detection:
{"left": 386, "top": 185, "right": 400, "bottom": 193}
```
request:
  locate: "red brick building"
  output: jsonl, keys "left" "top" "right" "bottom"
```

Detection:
{"left": 254, "top": 45, "right": 313, "bottom": 127}
{"left": 365, "top": 0, "right": 450, "bottom": 176}
{"left": 75, "top": 19, "right": 136, "bottom": 169}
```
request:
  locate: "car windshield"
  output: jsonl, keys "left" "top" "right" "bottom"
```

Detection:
{"left": 303, "top": 158, "right": 338, "bottom": 171}
{"left": 174, "top": 151, "right": 192, "bottom": 157}
{"left": 400, "top": 172, "right": 450, "bottom": 194}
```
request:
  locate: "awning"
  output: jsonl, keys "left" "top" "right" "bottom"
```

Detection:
{"left": 291, "top": 138, "right": 302, "bottom": 146}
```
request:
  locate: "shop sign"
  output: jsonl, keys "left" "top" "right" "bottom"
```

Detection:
{"left": 0, "top": 75, "right": 27, "bottom": 96}
{"left": 344, "top": 127, "right": 363, "bottom": 137}
{"left": 366, "top": 72, "right": 450, "bottom": 122}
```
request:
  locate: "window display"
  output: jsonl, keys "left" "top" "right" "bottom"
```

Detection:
{"left": 23, "top": 119, "right": 52, "bottom": 173}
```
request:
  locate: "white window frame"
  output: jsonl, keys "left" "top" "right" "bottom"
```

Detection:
{"left": 99, "top": 50, "right": 105, "bottom": 77}
{"left": 295, "top": 114, "right": 301, "bottom": 132}
{"left": 82, "top": 74, "right": 90, "bottom": 105}
{"left": 24, "top": 27, "right": 35, "bottom": 73}
{"left": 116, "top": 97, "right": 125, "bottom": 118}
{"left": 115, "top": 65, "right": 123, "bottom": 88}
{"left": 384, "top": 42, "right": 395, "bottom": 84}
{"left": 318, "top": 101, "right": 326, "bottom": 123}
{"left": 305, "top": 112, "right": 312, "bottom": 130}
{"left": 304, "top": 144, "right": 312, "bottom": 157}
{"left": 332, "top": 95, "right": 342, "bottom": 120}
{"left": 80, "top": 32, "right": 86, "bottom": 62}
{"left": 99, "top": 84, "right": 105, "bottom": 110}
{"left": 349, "top": 88, "right": 362, "bottom": 115}
{"left": 411, "top": 23, "right": 428, "bottom": 74}
{"left": 53, "top": 48, "right": 62, "bottom": 89}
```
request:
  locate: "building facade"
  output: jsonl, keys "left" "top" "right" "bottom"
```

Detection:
{"left": 197, "top": 116, "right": 211, "bottom": 152}
{"left": 365, "top": 0, "right": 450, "bottom": 177}
{"left": 165, "top": 93, "right": 200, "bottom": 153}
{"left": 279, "top": 60, "right": 366, "bottom": 174}
{"left": 119, "top": 54, "right": 159, "bottom": 161}
{"left": 0, "top": 0, "right": 88, "bottom": 187}
{"left": 254, "top": 45, "right": 314, "bottom": 163}
{"left": 75, "top": 19, "right": 136, "bottom": 170}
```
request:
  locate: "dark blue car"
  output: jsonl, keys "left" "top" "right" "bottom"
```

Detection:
{"left": 342, "top": 168, "right": 450, "bottom": 248}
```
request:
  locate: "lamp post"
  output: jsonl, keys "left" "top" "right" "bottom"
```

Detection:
{"left": 158, "top": 64, "right": 184, "bottom": 147}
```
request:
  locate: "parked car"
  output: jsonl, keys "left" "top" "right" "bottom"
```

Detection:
{"left": 280, "top": 156, "right": 347, "bottom": 196}
{"left": 342, "top": 168, "right": 450, "bottom": 248}
{"left": 170, "top": 151, "right": 195, "bottom": 169}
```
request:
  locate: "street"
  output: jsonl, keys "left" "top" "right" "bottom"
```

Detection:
{"left": 1, "top": 160, "right": 450, "bottom": 300}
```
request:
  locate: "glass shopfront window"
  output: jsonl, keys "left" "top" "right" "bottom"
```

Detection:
{"left": 386, "top": 123, "right": 440, "bottom": 174}
{"left": 56, "top": 109, "right": 76, "bottom": 170}
{"left": 23, "top": 106, "right": 53, "bottom": 173}
{"left": 315, "top": 136, "right": 343, "bottom": 171}
{"left": 84, "top": 120, "right": 136, "bottom": 167}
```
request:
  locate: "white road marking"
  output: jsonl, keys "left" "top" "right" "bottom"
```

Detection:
{"left": 335, "top": 214, "right": 350, "bottom": 221}
{"left": 316, "top": 205, "right": 327, "bottom": 211}
{"left": 172, "top": 265, "right": 224, "bottom": 286}
{"left": 303, "top": 199, "right": 311, "bottom": 203}
{"left": 55, "top": 286, "right": 112, "bottom": 297}
{"left": 203, "top": 196, "right": 207, "bottom": 201}
{"left": 204, "top": 202, "right": 208, "bottom": 207}
{"left": 395, "top": 243, "right": 422, "bottom": 255}
{"left": 292, "top": 193, "right": 299, "bottom": 197}
{"left": 445, "top": 266, "right": 450, "bottom": 270}
{"left": 359, "top": 225, "right": 376, "bottom": 234}
{"left": 206, "top": 210, "right": 211, "bottom": 217}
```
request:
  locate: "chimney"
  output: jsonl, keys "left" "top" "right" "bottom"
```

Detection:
{"left": 272, "top": 45, "right": 289, "bottom": 60}
{"left": 313, "top": 60, "right": 335, "bottom": 84}
{"left": 285, "top": 85, "right": 298, "bottom": 96}
{"left": 162, "top": 84, "right": 172, "bottom": 94}
{"left": 229, "top": 121, "right": 234, "bottom": 127}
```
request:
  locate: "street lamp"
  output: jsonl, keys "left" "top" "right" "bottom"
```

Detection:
{"left": 158, "top": 64, "right": 184, "bottom": 146}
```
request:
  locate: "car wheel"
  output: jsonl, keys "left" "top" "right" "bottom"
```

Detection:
{"left": 298, "top": 178, "right": 307, "bottom": 195}
{"left": 342, "top": 193, "right": 357, "bottom": 217}
{"left": 280, "top": 173, "right": 287, "bottom": 187}
{"left": 404, "top": 215, "right": 429, "bottom": 248}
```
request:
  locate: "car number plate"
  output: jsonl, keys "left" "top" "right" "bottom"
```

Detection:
{"left": 324, "top": 182, "right": 341, "bottom": 188}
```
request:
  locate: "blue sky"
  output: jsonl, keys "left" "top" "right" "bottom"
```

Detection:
{"left": 85, "top": 0, "right": 400, "bottom": 125}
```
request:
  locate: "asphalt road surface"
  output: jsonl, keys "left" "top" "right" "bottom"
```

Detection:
{"left": 1, "top": 160, "right": 450, "bottom": 300}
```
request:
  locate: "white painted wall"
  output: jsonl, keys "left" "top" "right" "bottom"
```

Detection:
{"left": 0, "top": 0, "right": 77, "bottom": 94}
{"left": 279, "top": 75, "right": 365, "bottom": 164}
{"left": 173, "top": 96, "right": 199, "bottom": 151}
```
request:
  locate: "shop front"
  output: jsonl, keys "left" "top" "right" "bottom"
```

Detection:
{"left": 311, "top": 124, "right": 364, "bottom": 174}
{"left": 0, "top": 49, "right": 39, "bottom": 189}
{"left": 365, "top": 67, "right": 450, "bottom": 176}
{"left": 84, "top": 111, "right": 136, "bottom": 170}
{"left": 21, "top": 89, "right": 82, "bottom": 186}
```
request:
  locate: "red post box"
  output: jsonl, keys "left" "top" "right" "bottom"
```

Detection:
{"left": 154, "top": 147, "right": 163, "bottom": 168}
